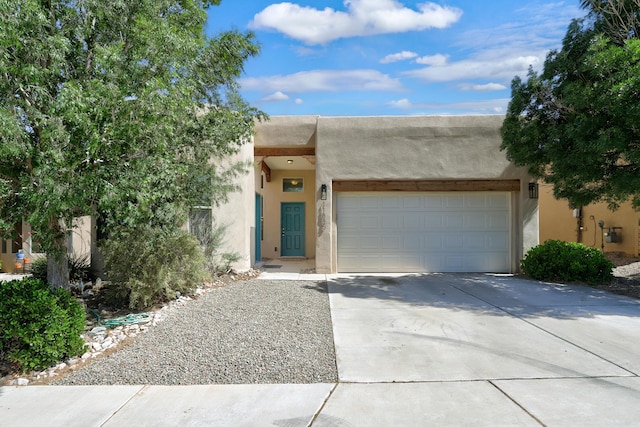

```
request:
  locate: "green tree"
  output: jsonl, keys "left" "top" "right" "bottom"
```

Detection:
{"left": 0, "top": 1, "right": 265, "bottom": 287}
{"left": 501, "top": 1, "right": 640, "bottom": 210}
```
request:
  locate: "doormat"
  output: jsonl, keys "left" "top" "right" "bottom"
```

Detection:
{"left": 263, "top": 265, "right": 282, "bottom": 269}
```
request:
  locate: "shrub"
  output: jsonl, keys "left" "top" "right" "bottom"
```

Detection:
{"left": 189, "top": 215, "right": 241, "bottom": 275}
{"left": 30, "top": 257, "right": 48, "bottom": 282}
{"left": 100, "top": 227, "right": 211, "bottom": 309}
{"left": 521, "top": 240, "right": 614, "bottom": 285}
{"left": 0, "top": 277, "right": 86, "bottom": 372}
{"left": 68, "top": 253, "right": 91, "bottom": 282}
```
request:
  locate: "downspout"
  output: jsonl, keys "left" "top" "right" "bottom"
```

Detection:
{"left": 574, "top": 206, "right": 583, "bottom": 244}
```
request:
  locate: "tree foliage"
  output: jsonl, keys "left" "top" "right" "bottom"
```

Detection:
{"left": 0, "top": 1, "right": 265, "bottom": 286}
{"left": 501, "top": 1, "right": 640, "bottom": 209}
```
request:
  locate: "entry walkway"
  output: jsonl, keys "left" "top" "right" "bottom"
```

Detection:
{"left": 3, "top": 273, "right": 640, "bottom": 426}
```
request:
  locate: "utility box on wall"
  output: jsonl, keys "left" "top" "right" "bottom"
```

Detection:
{"left": 605, "top": 228, "right": 621, "bottom": 243}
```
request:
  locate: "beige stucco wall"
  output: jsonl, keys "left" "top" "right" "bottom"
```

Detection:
{"left": 314, "top": 115, "right": 537, "bottom": 273}
{"left": 540, "top": 184, "right": 640, "bottom": 256}
{"left": 69, "top": 216, "right": 92, "bottom": 261}
{"left": 254, "top": 115, "right": 318, "bottom": 147}
{"left": 213, "top": 142, "right": 255, "bottom": 271}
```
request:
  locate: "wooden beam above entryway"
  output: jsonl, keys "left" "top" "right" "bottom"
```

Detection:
{"left": 333, "top": 179, "right": 521, "bottom": 192}
{"left": 254, "top": 147, "right": 316, "bottom": 157}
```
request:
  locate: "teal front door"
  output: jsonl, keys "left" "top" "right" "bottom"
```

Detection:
{"left": 281, "top": 202, "right": 305, "bottom": 257}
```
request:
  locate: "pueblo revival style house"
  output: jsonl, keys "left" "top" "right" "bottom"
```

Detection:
{"left": 215, "top": 114, "right": 538, "bottom": 274}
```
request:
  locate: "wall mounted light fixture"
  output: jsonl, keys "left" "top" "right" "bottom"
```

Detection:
{"left": 287, "top": 159, "right": 293, "bottom": 164}
{"left": 528, "top": 182, "right": 539, "bottom": 199}
{"left": 320, "top": 184, "right": 328, "bottom": 200}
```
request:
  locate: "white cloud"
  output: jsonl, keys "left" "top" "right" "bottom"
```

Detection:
{"left": 261, "top": 91, "right": 290, "bottom": 102}
{"left": 249, "top": 0, "right": 463, "bottom": 45}
{"left": 459, "top": 83, "right": 507, "bottom": 92}
{"left": 388, "top": 97, "right": 510, "bottom": 114}
{"left": 380, "top": 51, "right": 418, "bottom": 64}
{"left": 387, "top": 98, "right": 414, "bottom": 109}
{"left": 240, "top": 69, "right": 404, "bottom": 93}
{"left": 391, "top": 2, "right": 586, "bottom": 89}
{"left": 403, "top": 54, "right": 540, "bottom": 83}
{"left": 295, "top": 98, "right": 304, "bottom": 104}
{"left": 415, "top": 53, "right": 449, "bottom": 66}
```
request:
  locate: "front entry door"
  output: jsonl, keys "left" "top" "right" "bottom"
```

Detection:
{"left": 281, "top": 202, "right": 305, "bottom": 257}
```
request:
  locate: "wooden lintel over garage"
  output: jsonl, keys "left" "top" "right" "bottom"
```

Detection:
{"left": 333, "top": 179, "right": 521, "bottom": 192}
{"left": 254, "top": 147, "right": 315, "bottom": 157}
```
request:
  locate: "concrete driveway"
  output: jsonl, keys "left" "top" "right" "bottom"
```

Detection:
{"left": 320, "top": 273, "right": 640, "bottom": 426}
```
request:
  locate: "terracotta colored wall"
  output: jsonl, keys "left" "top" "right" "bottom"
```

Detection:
{"left": 539, "top": 184, "right": 640, "bottom": 256}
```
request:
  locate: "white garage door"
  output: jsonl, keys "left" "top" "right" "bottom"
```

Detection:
{"left": 337, "top": 192, "right": 511, "bottom": 273}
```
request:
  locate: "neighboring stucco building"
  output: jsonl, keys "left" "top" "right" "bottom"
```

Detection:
{"left": 244, "top": 115, "right": 538, "bottom": 274}
{"left": 539, "top": 183, "right": 640, "bottom": 256}
{"left": 0, "top": 217, "right": 91, "bottom": 273}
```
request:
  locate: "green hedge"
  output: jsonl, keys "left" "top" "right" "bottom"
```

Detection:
{"left": 521, "top": 240, "right": 614, "bottom": 285}
{"left": 0, "top": 278, "right": 86, "bottom": 372}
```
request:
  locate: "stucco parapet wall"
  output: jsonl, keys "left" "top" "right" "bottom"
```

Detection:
{"left": 253, "top": 115, "right": 319, "bottom": 147}
{"left": 315, "top": 115, "right": 516, "bottom": 180}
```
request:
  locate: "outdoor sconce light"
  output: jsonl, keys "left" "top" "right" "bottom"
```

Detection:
{"left": 528, "top": 182, "right": 539, "bottom": 199}
{"left": 320, "top": 184, "right": 328, "bottom": 200}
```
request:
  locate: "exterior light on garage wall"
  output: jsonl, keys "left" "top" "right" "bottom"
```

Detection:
{"left": 320, "top": 184, "right": 328, "bottom": 200}
{"left": 528, "top": 182, "right": 539, "bottom": 199}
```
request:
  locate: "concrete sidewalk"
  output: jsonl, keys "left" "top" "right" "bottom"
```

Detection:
{"left": 2, "top": 273, "right": 640, "bottom": 426}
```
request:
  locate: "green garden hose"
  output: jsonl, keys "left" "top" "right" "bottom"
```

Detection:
{"left": 90, "top": 309, "right": 152, "bottom": 328}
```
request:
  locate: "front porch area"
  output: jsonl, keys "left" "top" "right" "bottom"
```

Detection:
{"left": 257, "top": 258, "right": 326, "bottom": 280}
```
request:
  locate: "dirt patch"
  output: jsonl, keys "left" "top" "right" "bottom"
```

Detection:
{"left": 596, "top": 253, "right": 640, "bottom": 299}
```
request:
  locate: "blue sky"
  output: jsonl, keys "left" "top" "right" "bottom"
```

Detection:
{"left": 206, "top": 1, "right": 587, "bottom": 116}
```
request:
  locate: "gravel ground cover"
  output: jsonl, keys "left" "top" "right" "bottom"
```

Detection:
{"left": 52, "top": 279, "right": 337, "bottom": 385}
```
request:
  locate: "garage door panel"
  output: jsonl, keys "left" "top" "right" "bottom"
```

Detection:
{"left": 444, "top": 254, "right": 465, "bottom": 270}
{"left": 466, "top": 234, "right": 486, "bottom": 249}
{"left": 403, "top": 215, "right": 421, "bottom": 229}
{"left": 360, "top": 197, "right": 380, "bottom": 209}
{"left": 337, "top": 192, "right": 511, "bottom": 273}
{"left": 465, "top": 194, "right": 487, "bottom": 208}
{"left": 465, "top": 214, "right": 487, "bottom": 229}
{"left": 446, "top": 195, "right": 465, "bottom": 208}
{"left": 424, "top": 195, "right": 445, "bottom": 209}
{"left": 444, "top": 235, "right": 464, "bottom": 249}
{"left": 424, "top": 215, "right": 443, "bottom": 228}
{"left": 403, "top": 235, "right": 421, "bottom": 250}
{"left": 488, "top": 233, "right": 509, "bottom": 249}
{"left": 424, "top": 234, "right": 443, "bottom": 250}
{"left": 382, "top": 215, "right": 399, "bottom": 228}
{"left": 489, "top": 214, "right": 509, "bottom": 229}
{"left": 382, "top": 236, "right": 400, "bottom": 249}
{"left": 382, "top": 196, "right": 401, "bottom": 208}
{"left": 445, "top": 213, "right": 464, "bottom": 229}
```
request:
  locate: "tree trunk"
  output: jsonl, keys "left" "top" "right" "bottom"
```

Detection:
{"left": 47, "top": 226, "right": 70, "bottom": 289}
{"left": 47, "top": 253, "right": 70, "bottom": 289}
